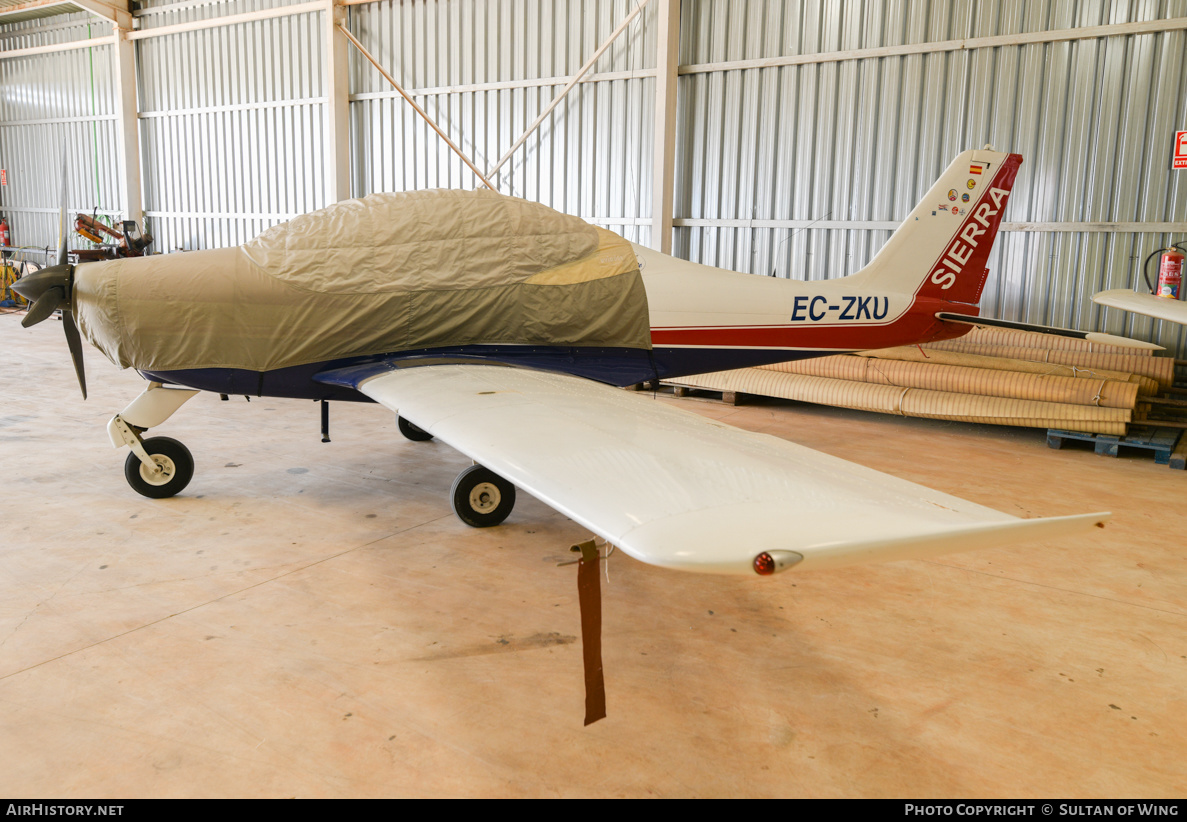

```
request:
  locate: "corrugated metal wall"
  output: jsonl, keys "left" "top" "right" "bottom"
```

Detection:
{"left": 674, "top": 0, "right": 1187, "bottom": 352}
{"left": 2, "top": 0, "right": 1185, "bottom": 352}
{"left": 136, "top": 0, "right": 327, "bottom": 250}
{"left": 0, "top": 12, "right": 122, "bottom": 251}
{"left": 348, "top": 0, "right": 656, "bottom": 244}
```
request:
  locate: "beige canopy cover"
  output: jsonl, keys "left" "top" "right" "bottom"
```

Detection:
{"left": 74, "top": 189, "right": 651, "bottom": 373}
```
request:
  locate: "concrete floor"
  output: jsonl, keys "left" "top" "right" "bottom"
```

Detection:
{"left": 1, "top": 312, "right": 1185, "bottom": 798}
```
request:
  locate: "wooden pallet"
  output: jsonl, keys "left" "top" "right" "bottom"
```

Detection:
{"left": 1047, "top": 426, "right": 1185, "bottom": 469}
{"left": 642, "top": 381, "right": 748, "bottom": 405}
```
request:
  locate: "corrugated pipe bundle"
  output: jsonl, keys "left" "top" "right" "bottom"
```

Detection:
{"left": 672, "top": 324, "right": 1167, "bottom": 435}
{"left": 758, "top": 355, "right": 1139, "bottom": 409}
{"left": 856, "top": 346, "right": 1159, "bottom": 396}
{"left": 676, "top": 368, "right": 1130, "bottom": 435}
{"left": 923, "top": 340, "right": 1174, "bottom": 390}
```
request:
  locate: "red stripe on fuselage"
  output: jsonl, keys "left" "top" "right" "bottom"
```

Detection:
{"left": 649, "top": 296, "right": 973, "bottom": 349}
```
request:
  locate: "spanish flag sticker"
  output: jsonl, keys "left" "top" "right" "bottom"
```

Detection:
{"left": 969, "top": 163, "right": 984, "bottom": 175}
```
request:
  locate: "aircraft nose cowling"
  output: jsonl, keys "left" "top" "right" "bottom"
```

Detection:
{"left": 72, "top": 246, "right": 261, "bottom": 372}
{"left": 71, "top": 258, "right": 134, "bottom": 369}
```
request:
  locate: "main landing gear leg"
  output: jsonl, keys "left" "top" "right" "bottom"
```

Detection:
{"left": 108, "top": 382, "right": 199, "bottom": 498}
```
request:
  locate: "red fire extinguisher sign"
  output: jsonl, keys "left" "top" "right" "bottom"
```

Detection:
{"left": 1175, "top": 131, "right": 1187, "bottom": 170}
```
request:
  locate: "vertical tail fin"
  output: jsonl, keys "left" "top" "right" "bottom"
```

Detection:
{"left": 850, "top": 148, "right": 1022, "bottom": 307}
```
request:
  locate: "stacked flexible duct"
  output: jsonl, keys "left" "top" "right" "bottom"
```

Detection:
{"left": 674, "top": 327, "right": 1165, "bottom": 435}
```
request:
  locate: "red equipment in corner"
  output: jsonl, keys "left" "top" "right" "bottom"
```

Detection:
{"left": 73, "top": 213, "right": 153, "bottom": 261}
{"left": 1154, "top": 247, "right": 1184, "bottom": 300}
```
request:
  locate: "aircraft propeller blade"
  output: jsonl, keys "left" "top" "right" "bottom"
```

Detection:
{"left": 58, "top": 151, "right": 69, "bottom": 267}
{"left": 13, "top": 262, "right": 84, "bottom": 396}
{"left": 12, "top": 150, "right": 88, "bottom": 399}
{"left": 21, "top": 287, "right": 65, "bottom": 328}
{"left": 62, "top": 310, "right": 87, "bottom": 399}
{"left": 14, "top": 158, "right": 87, "bottom": 398}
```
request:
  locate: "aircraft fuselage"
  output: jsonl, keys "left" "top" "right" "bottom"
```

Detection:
{"left": 138, "top": 254, "right": 969, "bottom": 402}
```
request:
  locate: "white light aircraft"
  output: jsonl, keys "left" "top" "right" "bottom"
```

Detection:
{"left": 16, "top": 147, "right": 1114, "bottom": 579}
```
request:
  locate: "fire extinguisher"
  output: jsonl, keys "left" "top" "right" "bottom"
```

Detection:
{"left": 1143, "top": 243, "right": 1187, "bottom": 300}
{"left": 0, "top": 216, "right": 9, "bottom": 250}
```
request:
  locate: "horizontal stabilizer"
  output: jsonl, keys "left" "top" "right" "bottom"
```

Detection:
{"left": 936, "top": 312, "right": 1162, "bottom": 350}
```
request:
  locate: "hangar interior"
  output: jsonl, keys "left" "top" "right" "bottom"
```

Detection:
{"left": 1, "top": 0, "right": 1186, "bottom": 798}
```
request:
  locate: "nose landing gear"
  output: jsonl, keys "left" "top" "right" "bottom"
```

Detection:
{"left": 123, "top": 436, "right": 195, "bottom": 499}
{"left": 109, "top": 382, "right": 199, "bottom": 498}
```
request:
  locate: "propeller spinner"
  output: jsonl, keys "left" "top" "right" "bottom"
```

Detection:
{"left": 12, "top": 156, "right": 87, "bottom": 399}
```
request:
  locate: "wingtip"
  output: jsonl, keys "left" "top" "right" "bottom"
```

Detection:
{"left": 787, "top": 511, "right": 1114, "bottom": 573}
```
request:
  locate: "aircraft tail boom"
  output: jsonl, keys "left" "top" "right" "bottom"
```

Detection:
{"left": 641, "top": 148, "right": 1023, "bottom": 353}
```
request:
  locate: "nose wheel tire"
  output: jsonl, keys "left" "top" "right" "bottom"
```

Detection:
{"left": 398, "top": 416, "right": 434, "bottom": 441}
{"left": 124, "top": 436, "right": 194, "bottom": 499}
{"left": 450, "top": 464, "right": 516, "bottom": 527}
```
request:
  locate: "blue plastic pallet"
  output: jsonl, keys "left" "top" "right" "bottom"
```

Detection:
{"left": 1046, "top": 426, "right": 1183, "bottom": 467}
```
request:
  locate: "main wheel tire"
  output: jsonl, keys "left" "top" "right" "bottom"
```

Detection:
{"left": 124, "top": 436, "right": 194, "bottom": 499}
{"left": 450, "top": 464, "right": 516, "bottom": 527}
{"left": 398, "top": 416, "right": 433, "bottom": 442}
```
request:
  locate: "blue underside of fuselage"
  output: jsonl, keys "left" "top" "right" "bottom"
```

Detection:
{"left": 138, "top": 344, "right": 843, "bottom": 401}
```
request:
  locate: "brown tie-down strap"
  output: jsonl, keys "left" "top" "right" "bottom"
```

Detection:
{"left": 573, "top": 539, "right": 606, "bottom": 726}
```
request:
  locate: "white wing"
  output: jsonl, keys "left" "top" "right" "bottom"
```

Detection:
{"left": 349, "top": 364, "right": 1108, "bottom": 575}
{"left": 1093, "top": 289, "right": 1187, "bottom": 325}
